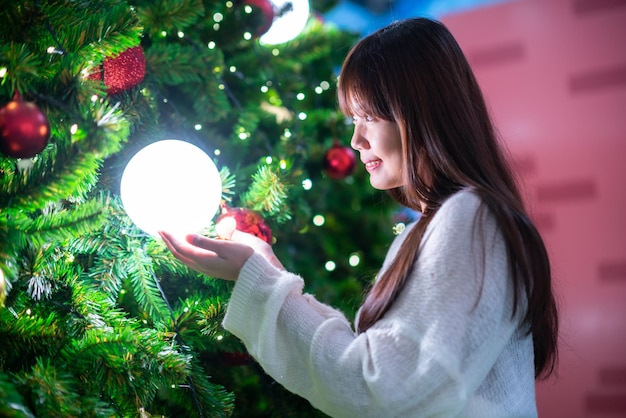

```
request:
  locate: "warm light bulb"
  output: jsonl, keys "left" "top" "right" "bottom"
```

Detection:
{"left": 120, "top": 140, "right": 222, "bottom": 238}
{"left": 260, "top": 0, "right": 310, "bottom": 45}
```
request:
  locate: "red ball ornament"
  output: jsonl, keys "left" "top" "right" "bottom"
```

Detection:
{"left": 88, "top": 46, "right": 146, "bottom": 95}
{"left": 244, "top": 0, "right": 275, "bottom": 37}
{"left": 323, "top": 140, "right": 356, "bottom": 179}
{"left": 0, "top": 91, "right": 50, "bottom": 159}
{"left": 215, "top": 204, "right": 272, "bottom": 244}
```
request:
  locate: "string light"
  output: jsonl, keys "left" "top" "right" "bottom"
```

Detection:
{"left": 313, "top": 215, "right": 325, "bottom": 226}
{"left": 0, "top": 67, "right": 7, "bottom": 78}
{"left": 208, "top": 41, "right": 216, "bottom": 49}
{"left": 302, "top": 178, "right": 312, "bottom": 190}
{"left": 46, "top": 46, "right": 63, "bottom": 54}
{"left": 298, "top": 112, "right": 307, "bottom": 120}
{"left": 296, "top": 93, "right": 305, "bottom": 100}
{"left": 393, "top": 222, "right": 406, "bottom": 235}
{"left": 325, "top": 261, "right": 336, "bottom": 271}
{"left": 194, "top": 124, "right": 202, "bottom": 130}
{"left": 177, "top": 31, "right": 184, "bottom": 38}
{"left": 70, "top": 124, "right": 78, "bottom": 134}
{"left": 349, "top": 253, "right": 361, "bottom": 267}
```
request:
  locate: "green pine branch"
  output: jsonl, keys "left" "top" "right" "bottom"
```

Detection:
{"left": 16, "top": 357, "right": 114, "bottom": 417}
{"left": 43, "top": 0, "right": 143, "bottom": 57}
{"left": 22, "top": 197, "right": 108, "bottom": 249}
{"left": 136, "top": 0, "right": 205, "bottom": 37}
{"left": 241, "top": 164, "right": 291, "bottom": 222}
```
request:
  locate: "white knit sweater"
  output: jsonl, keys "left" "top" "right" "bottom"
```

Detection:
{"left": 223, "top": 189, "right": 538, "bottom": 417}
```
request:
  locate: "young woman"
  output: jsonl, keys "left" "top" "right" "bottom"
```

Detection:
{"left": 160, "top": 17, "right": 558, "bottom": 418}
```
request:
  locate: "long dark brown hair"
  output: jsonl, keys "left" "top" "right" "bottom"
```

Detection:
{"left": 337, "top": 17, "right": 558, "bottom": 379}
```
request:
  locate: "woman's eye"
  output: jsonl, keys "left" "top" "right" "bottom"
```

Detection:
{"left": 352, "top": 115, "right": 375, "bottom": 123}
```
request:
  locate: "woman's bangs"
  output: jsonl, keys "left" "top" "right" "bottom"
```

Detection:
{"left": 337, "top": 68, "right": 361, "bottom": 116}
{"left": 338, "top": 38, "right": 392, "bottom": 119}
{"left": 338, "top": 77, "right": 384, "bottom": 119}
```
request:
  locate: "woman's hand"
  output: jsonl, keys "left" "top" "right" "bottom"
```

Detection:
{"left": 159, "top": 230, "right": 284, "bottom": 281}
{"left": 159, "top": 231, "right": 253, "bottom": 280}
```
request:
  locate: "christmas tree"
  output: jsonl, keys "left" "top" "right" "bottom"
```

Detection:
{"left": 0, "top": 1, "right": 400, "bottom": 416}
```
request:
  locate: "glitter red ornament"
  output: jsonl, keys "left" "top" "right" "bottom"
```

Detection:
{"left": 215, "top": 204, "right": 273, "bottom": 244}
{"left": 323, "top": 140, "right": 356, "bottom": 179}
{"left": 244, "top": 0, "right": 275, "bottom": 37}
{"left": 0, "top": 91, "right": 50, "bottom": 159}
{"left": 88, "top": 46, "right": 146, "bottom": 95}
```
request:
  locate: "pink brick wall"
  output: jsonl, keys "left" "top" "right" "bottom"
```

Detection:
{"left": 442, "top": 0, "right": 626, "bottom": 416}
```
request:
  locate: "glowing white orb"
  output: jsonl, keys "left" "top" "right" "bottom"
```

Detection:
{"left": 260, "top": 0, "right": 310, "bottom": 45}
{"left": 120, "top": 140, "right": 222, "bottom": 238}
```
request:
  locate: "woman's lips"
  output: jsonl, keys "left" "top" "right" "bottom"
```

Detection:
{"left": 364, "top": 159, "right": 382, "bottom": 172}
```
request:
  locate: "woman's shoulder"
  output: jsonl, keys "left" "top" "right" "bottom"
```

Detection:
{"left": 423, "top": 187, "right": 498, "bottom": 244}
{"left": 431, "top": 187, "right": 484, "bottom": 224}
{"left": 391, "top": 188, "right": 484, "bottom": 245}
{"left": 441, "top": 187, "right": 482, "bottom": 211}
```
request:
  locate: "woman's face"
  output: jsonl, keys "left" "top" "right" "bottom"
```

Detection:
{"left": 350, "top": 113, "right": 405, "bottom": 190}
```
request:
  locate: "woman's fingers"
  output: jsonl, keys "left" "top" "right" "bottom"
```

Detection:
{"left": 159, "top": 231, "right": 253, "bottom": 280}
{"left": 159, "top": 231, "right": 196, "bottom": 264}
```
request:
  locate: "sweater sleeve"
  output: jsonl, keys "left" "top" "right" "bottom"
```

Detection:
{"left": 222, "top": 190, "right": 524, "bottom": 418}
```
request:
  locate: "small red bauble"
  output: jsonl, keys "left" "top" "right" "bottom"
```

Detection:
{"left": 244, "top": 0, "right": 275, "bottom": 37}
{"left": 0, "top": 91, "right": 50, "bottom": 159}
{"left": 323, "top": 141, "right": 356, "bottom": 179}
{"left": 88, "top": 46, "right": 146, "bottom": 95}
{"left": 215, "top": 204, "right": 272, "bottom": 244}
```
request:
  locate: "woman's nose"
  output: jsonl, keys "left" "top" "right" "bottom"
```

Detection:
{"left": 350, "top": 126, "right": 368, "bottom": 150}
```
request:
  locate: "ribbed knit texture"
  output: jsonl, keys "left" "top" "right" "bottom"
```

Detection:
{"left": 223, "top": 189, "right": 538, "bottom": 417}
